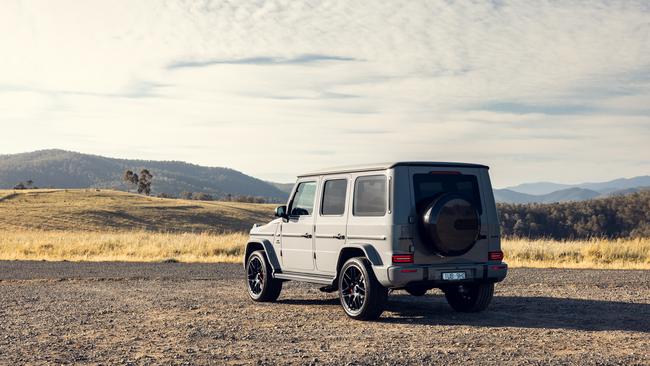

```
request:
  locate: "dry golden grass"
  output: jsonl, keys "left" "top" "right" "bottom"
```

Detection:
{"left": 1, "top": 229, "right": 648, "bottom": 268}
{"left": 0, "top": 189, "right": 275, "bottom": 233}
{"left": 1, "top": 189, "right": 648, "bottom": 268}
{"left": 503, "top": 237, "right": 650, "bottom": 269}
{"left": 0, "top": 230, "right": 248, "bottom": 263}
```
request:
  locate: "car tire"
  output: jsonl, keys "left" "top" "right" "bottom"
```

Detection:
{"left": 338, "top": 257, "right": 388, "bottom": 320}
{"left": 246, "top": 250, "right": 282, "bottom": 302}
{"left": 405, "top": 286, "right": 428, "bottom": 296}
{"left": 443, "top": 283, "right": 494, "bottom": 312}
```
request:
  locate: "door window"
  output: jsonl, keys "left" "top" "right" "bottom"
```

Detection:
{"left": 289, "top": 181, "right": 317, "bottom": 216}
{"left": 353, "top": 175, "right": 387, "bottom": 216}
{"left": 321, "top": 179, "right": 348, "bottom": 216}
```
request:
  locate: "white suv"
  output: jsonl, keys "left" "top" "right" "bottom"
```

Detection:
{"left": 244, "top": 162, "right": 507, "bottom": 320}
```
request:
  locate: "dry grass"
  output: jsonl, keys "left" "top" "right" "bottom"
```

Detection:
{"left": 502, "top": 237, "right": 650, "bottom": 269}
{"left": 1, "top": 189, "right": 648, "bottom": 268}
{"left": 1, "top": 230, "right": 648, "bottom": 268}
{"left": 0, "top": 230, "right": 248, "bottom": 263}
{"left": 0, "top": 189, "right": 275, "bottom": 233}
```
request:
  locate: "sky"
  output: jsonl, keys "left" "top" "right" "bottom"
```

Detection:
{"left": 0, "top": 0, "right": 649, "bottom": 187}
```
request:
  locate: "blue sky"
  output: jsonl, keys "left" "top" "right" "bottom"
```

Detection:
{"left": 0, "top": 0, "right": 648, "bottom": 187}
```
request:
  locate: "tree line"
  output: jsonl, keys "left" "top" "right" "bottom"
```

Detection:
{"left": 162, "top": 191, "right": 270, "bottom": 203}
{"left": 13, "top": 180, "right": 37, "bottom": 190}
{"left": 497, "top": 190, "right": 650, "bottom": 239}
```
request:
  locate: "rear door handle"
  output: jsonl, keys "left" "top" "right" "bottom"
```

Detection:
{"left": 302, "top": 233, "right": 313, "bottom": 239}
{"left": 334, "top": 234, "right": 345, "bottom": 240}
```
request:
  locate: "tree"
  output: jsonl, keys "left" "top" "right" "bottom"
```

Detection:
{"left": 123, "top": 169, "right": 152, "bottom": 195}
{"left": 496, "top": 189, "right": 650, "bottom": 239}
{"left": 137, "top": 169, "right": 153, "bottom": 196}
{"left": 123, "top": 170, "right": 139, "bottom": 192}
{"left": 180, "top": 191, "right": 193, "bottom": 200}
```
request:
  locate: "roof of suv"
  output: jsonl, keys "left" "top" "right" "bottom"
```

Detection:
{"left": 298, "top": 161, "right": 489, "bottom": 177}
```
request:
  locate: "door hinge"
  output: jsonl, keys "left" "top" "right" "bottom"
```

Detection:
{"left": 313, "top": 252, "right": 316, "bottom": 259}
{"left": 280, "top": 250, "right": 283, "bottom": 257}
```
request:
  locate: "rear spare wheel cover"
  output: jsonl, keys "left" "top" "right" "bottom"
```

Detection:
{"left": 420, "top": 193, "right": 480, "bottom": 256}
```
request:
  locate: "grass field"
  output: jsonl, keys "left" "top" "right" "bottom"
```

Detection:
{"left": 502, "top": 237, "right": 650, "bottom": 269}
{"left": 1, "top": 189, "right": 648, "bottom": 268}
{"left": 0, "top": 189, "right": 275, "bottom": 233}
{"left": 0, "top": 230, "right": 648, "bottom": 268}
{"left": 0, "top": 230, "right": 248, "bottom": 263}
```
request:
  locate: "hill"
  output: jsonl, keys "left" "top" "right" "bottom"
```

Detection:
{"left": 0, "top": 150, "right": 288, "bottom": 201}
{"left": 498, "top": 189, "right": 650, "bottom": 239}
{"left": 0, "top": 189, "right": 275, "bottom": 233}
{"left": 494, "top": 187, "right": 602, "bottom": 204}
{"left": 493, "top": 189, "right": 537, "bottom": 204}
{"left": 503, "top": 176, "right": 650, "bottom": 195}
{"left": 267, "top": 181, "right": 294, "bottom": 194}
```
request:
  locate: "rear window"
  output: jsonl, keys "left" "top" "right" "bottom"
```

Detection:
{"left": 413, "top": 173, "right": 482, "bottom": 214}
{"left": 353, "top": 175, "right": 387, "bottom": 216}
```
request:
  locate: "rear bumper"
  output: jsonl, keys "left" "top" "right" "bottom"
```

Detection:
{"left": 376, "top": 262, "right": 508, "bottom": 289}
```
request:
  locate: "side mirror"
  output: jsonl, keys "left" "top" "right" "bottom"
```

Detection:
{"left": 275, "top": 205, "right": 288, "bottom": 219}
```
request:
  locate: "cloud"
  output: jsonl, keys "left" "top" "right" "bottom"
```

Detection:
{"left": 479, "top": 102, "right": 598, "bottom": 116}
{"left": 167, "top": 54, "right": 358, "bottom": 70}
{"left": 0, "top": 0, "right": 648, "bottom": 186}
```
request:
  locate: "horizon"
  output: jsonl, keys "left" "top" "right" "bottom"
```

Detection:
{"left": 1, "top": 1, "right": 649, "bottom": 187}
{"left": 2, "top": 148, "right": 648, "bottom": 189}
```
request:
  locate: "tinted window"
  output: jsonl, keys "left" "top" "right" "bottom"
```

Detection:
{"left": 354, "top": 176, "right": 387, "bottom": 216}
{"left": 413, "top": 173, "right": 482, "bottom": 214}
{"left": 290, "top": 182, "right": 316, "bottom": 216}
{"left": 321, "top": 179, "right": 348, "bottom": 216}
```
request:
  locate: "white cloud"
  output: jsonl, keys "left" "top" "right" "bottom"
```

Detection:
{"left": 0, "top": 0, "right": 648, "bottom": 186}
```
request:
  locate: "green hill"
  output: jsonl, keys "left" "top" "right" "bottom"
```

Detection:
{"left": 0, "top": 150, "right": 288, "bottom": 201}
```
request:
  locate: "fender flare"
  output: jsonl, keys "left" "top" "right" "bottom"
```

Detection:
{"left": 245, "top": 239, "right": 281, "bottom": 273}
{"left": 337, "top": 243, "right": 384, "bottom": 267}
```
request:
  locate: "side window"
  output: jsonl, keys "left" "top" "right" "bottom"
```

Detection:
{"left": 289, "top": 181, "right": 317, "bottom": 216}
{"left": 321, "top": 179, "right": 348, "bottom": 216}
{"left": 353, "top": 175, "right": 387, "bottom": 217}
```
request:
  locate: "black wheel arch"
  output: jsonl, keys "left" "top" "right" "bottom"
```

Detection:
{"left": 333, "top": 244, "right": 384, "bottom": 287}
{"left": 244, "top": 240, "right": 281, "bottom": 273}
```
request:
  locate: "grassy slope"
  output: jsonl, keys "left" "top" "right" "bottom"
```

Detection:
{"left": 0, "top": 189, "right": 275, "bottom": 233}
{"left": 0, "top": 189, "right": 648, "bottom": 268}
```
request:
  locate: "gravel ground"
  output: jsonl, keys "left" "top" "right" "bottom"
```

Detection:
{"left": 0, "top": 262, "right": 648, "bottom": 365}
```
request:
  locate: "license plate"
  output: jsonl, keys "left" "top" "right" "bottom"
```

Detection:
{"left": 442, "top": 272, "right": 466, "bottom": 281}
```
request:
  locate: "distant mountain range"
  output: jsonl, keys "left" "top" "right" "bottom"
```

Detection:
{"left": 504, "top": 176, "right": 650, "bottom": 195}
{"left": 1, "top": 150, "right": 647, "bottom": 204}
{"left": 495, "top": 176, "right": 650, "bottom": 204}
{"left": 0, "top": 150, "right": 288, "bottom": 201}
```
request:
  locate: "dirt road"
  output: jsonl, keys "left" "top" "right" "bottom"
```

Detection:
{"left": 0, "top": 262, "right": 648, "bottom": 365}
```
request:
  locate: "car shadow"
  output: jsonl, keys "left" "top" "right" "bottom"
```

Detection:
{"left": 278, "top": 298, "right": 340, "bottom": 306}
{"left": 278, "top": 294, "right": 650, "bottom": 333}
{"left": 384, "top": 294, "right": 650, "bottom": 332}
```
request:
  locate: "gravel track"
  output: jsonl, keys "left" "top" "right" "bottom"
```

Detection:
{"left": 0, "top": 262, "right": 648, "bottom": 365}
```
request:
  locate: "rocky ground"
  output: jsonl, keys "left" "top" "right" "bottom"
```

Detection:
{"left": 0, "top": 262, "right": 648, "bottom": 365}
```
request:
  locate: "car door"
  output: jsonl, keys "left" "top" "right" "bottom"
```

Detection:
{"left": 314, "top": 176, "right": 350, "bottom": 275}
{"left": 281, "top": 180, "right": 317, "bottom": 272}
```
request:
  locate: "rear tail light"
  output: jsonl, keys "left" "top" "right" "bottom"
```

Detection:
{"left": 392, "top": 254, "right": 414, "bottom": 264}
{"left": 488, "top": 251, "right": 504, "bottom": 261}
